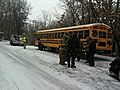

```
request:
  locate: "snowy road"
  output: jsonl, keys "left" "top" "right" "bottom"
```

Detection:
{"left": 0, "top": 41, "right": 120, "bottom": 90}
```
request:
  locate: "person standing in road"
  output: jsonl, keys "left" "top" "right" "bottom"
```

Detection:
{"left": 86, "top": 37, "right": 90, "bottom": 63}
{"left": 59, "top": 34, "right": 69, "bottom": 65}
{"left": 22, "top": 35, "right": 28, "bottom": 49}
{"left": 66, "top": 34, "right": 80, "bottom": 68}
{"left": 89, "top": 38, "right": 96, "bottom": 66}
{"left": 76, "top": 37, "right": 82, "bottom": 61}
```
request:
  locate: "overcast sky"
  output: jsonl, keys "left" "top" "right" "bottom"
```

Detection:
{"left": 27, "top": 0, "right": 62, "bottom": 20}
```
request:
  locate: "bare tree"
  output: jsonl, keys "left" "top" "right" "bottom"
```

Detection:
{"left": 0, "top": 0, "right": 31, "bottom": 39}
{"left": 59, "top": 0, "right": 82, "bottom": 26}
{"left": 37, "top": 10, "right": 58, "bottom": 30}
{"left": 59, "top": 0, "right": 120, "bottom": 26}
{"left": 37, "top": 10, "right": 51, "bottom": 30}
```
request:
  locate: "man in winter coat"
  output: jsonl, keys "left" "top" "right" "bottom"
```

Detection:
{"left": 86, "top": 37, "right": 90, "bottom": 63}
{"left": 76, "top": 37, "right": 82, "bottom": 61}
{"left": 66, "top": 34, "right": 80, "bottom": 68}
{"left": 89, "top": 39, "right": 96, "bottom": 66}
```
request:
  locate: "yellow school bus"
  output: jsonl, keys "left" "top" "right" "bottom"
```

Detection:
{"left": 34, "top": 23, "right": 112, "bottom": 52}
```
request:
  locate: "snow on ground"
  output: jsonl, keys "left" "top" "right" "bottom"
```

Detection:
{"left": 95, "top": 54, "right": 115, "bottom": 61}
{"left": 0, "top": 41, "right": 120, "bottom": 90}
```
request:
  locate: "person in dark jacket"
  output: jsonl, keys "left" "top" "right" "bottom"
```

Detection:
{"left": 109, "top": 58, "right": 120, "bottom": 79}
{"left": 89, "top": 39, "right": 96, "bottom": 66}
{"left": 66, "top": 34, "right": 80, "bottom": 68}
{"left": 86, "top": 37, "right": 90, "bottom": 63}
{"left": 76, "top": 37, "right": 82, "bottom": 61}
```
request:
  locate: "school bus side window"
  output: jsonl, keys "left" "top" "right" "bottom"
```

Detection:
{"left": 84, "top": 30, "right": 89, "bottom": 38}
{"left": 79, "top": 31, "right": 83, "bottom": 38}
{"left": 99, "top": 31, "right": 106, "bottom": 38}
{"left": 47, "top": 34, "right": 49, "bottom": 38}
{"left": 45, "top": 34, "right": 47, "bottom": 38}
{"left": 74, "top": 31, "right": 78, "bottom": 35}
{"left": 39, "top": 34, "right": 41, "bottom": 38}
{"left": 54, "top": 33, "right": 57, "bottom": 38}
{"left": 41, "top": 34, "right": 44, "bottom": 38}
{"left": 58, "top": 33, "right": 60, "bottom": 38}
{"left": 48, "top": 33, "right": 51, "bottom": 38}
{"left": 108, "top": 33, "right": 112, "bottom": 39}
{"left": 69, "top": 32, "right": 73, "bottom": 36}
{"left": 65, "top": 32, "right": 68, "bottom": 35}
{"left": 51, "top": 33, "right": 54, "bottom": 38}
{"left": 92, "top": 30, "right": 97, "bottom": 37}
{"left": 42, "top": 34, "right": 45, "bottom": 38}
{"left": 61, "top": 32, "right": 64, "bottom": 38}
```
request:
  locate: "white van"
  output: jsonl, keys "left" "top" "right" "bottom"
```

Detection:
{"left": 10, "top": 35, "right": 23, "bottom": 46}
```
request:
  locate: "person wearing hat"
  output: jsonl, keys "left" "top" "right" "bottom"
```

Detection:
{"left": 66, "top": 34, "right": 80, "bottom": 68}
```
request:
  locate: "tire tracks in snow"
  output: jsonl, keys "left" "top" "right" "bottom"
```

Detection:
{"left": 0, "top": 44, "right": 84, "bottom": 90}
